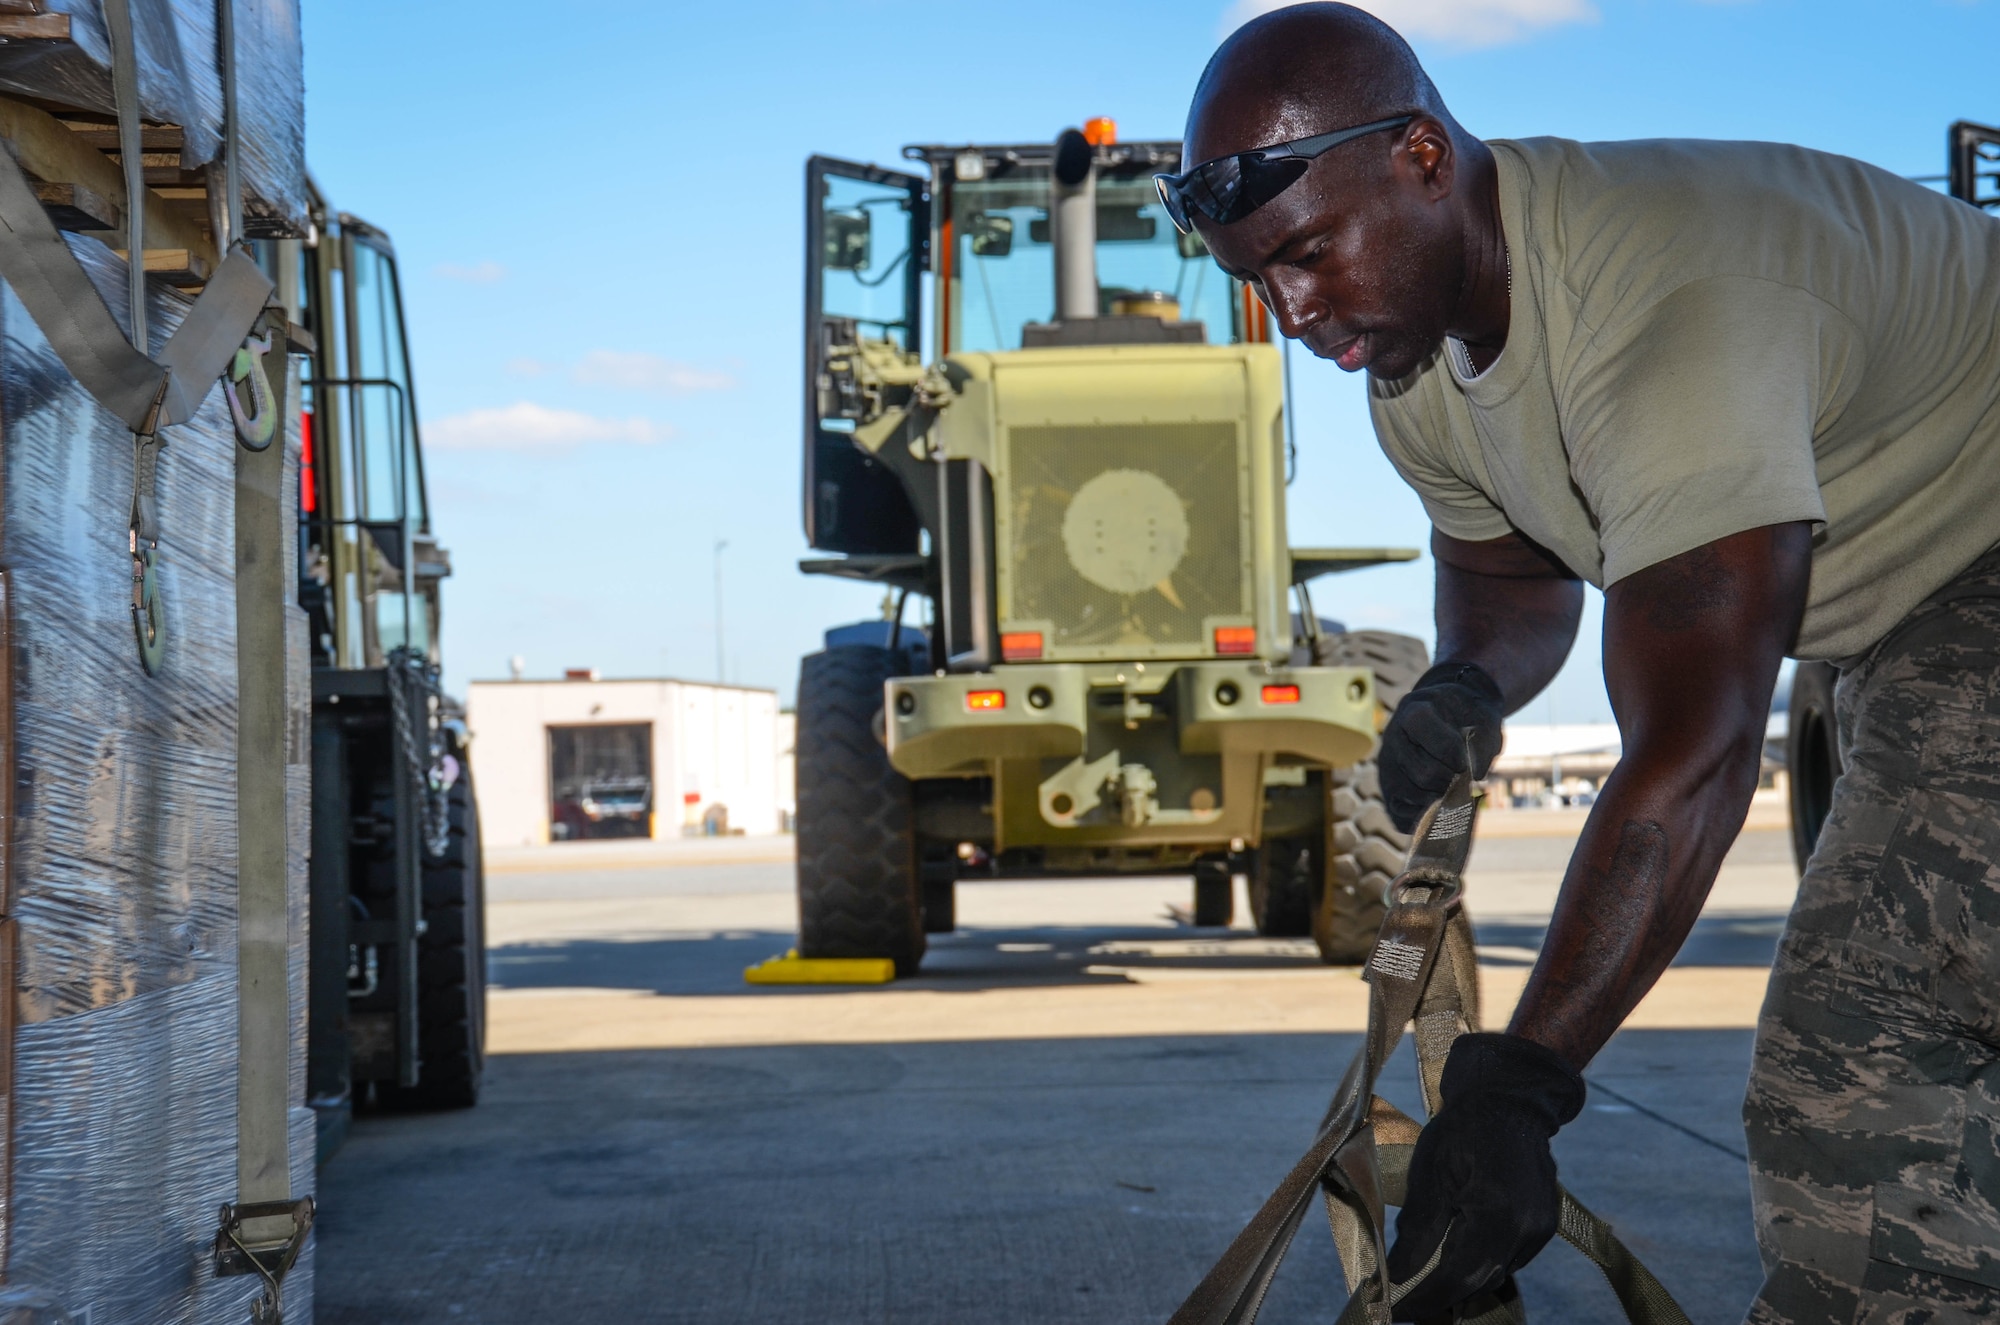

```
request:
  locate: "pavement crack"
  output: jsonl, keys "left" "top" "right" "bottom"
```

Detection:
{"left": 1583, "top": 1076, "right": 1747, "bottom": 1161}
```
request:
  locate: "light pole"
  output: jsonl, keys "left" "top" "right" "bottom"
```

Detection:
{"left": 713, "top": 538, "right": 729, "bottom": 683}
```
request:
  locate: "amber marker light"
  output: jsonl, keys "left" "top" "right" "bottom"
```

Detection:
{"left": 1261, "top": 684, "right": 1302, "bottom": 705}
{"left": 1214, "top": 626, "right": 1256, "bottom": 655}
{"left": 1083, "top": 117, "right": 1117, "bottom": 146}
{"left": 1001, "top": 631, "right": 1043, "bottom": 661}
{"left": 965, "top": 690, "right": 1007, "bottom": 711}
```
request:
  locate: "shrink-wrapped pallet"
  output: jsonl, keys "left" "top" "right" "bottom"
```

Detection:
{"left": 0, "top": 238, "right": 313, "bottom": 1322}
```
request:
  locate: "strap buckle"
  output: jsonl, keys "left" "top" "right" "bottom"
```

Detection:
{"left": 213, "top": 1196, "right": 315, "bottom": 1324}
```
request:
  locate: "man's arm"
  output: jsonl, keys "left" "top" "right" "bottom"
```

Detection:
{"left": 1384, "top": 521, "right": 1811, "bottom": 1319}
{"left": 1373, "top": 530, "right": 1583, "bottom": 832}
{"left": 1506, "top": 521, "right": 1811, "bottom": 1068}
{"left": 1432, "top": 528, "right": 1584, "bottom": 710}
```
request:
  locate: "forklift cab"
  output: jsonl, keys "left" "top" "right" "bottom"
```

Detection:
{"left": 802, "top": 130, "right": 1277, "bottom": 560}
{"left": 268, "top": 191, "right": 450, "bottom": 676}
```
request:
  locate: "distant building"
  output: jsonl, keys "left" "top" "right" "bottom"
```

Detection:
{"left": 1488, "top": 714, "right": 1787, "bottom": 807}
{"left": 466, "top": 675, "right": 787, "bottom": 846}
{"left": 1488, "top": 723, "right": 1621, "bottom": 807}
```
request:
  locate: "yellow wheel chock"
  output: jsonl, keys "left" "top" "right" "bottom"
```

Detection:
{"left": 743, "top": 949, "right": 896, "bottom": 986}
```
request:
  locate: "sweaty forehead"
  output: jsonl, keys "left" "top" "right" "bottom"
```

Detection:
{"left": 1184, "top": 84, "right": 1319, "bottom": 168}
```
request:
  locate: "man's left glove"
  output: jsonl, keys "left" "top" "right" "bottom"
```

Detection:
{"left": 1386, "top": 1033, "right": 1586, "bottom": 1322}
{"left": 1377, "top": 662, "right": 1505, "bottom": 834}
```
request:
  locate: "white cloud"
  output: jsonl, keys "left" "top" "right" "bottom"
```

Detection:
{"left": 434, "top": 260, "right": 507, "bottom": 284}
{"left": 1226, "top": 0, "right": 1598, "bottom": 49}
{"left": 424, "top": 402, "right": 671, "bottom": 451}
{"left": 571, "top": 349, "right": 737, "bottom": 395}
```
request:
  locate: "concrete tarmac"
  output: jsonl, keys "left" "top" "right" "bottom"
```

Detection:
{"left": 315, "top": 812, "right": 1796, "bottom": 1324}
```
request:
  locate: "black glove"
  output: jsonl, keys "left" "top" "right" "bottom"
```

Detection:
{"left": 1378, "top": 662, "right": 1505, "bottom": 833}
{"left": 1386, "top": 1034, "right": 1586, "bottom": 1322}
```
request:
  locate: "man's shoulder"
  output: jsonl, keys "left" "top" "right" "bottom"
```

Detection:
{"left": 1490, "top": 136, "right": 1957, "bottom": 329}
{"left": 1491, "top": 136, "right": 1948, "bottom": 245}
{"left": 1493, "top": 134, "right": 1877, "bottom": 184}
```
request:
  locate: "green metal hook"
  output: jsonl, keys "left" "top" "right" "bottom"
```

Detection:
{"left": 131, "top": 539, "right": 164, "bottom": 676}
{"left": 228, "top": 330, "right": 277, "bottom": 451}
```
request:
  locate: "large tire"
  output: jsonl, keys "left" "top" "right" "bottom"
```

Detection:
{"left": 796, "top": 646, "right": 924, "bottom": 975}
{"left": 1249, "top": 834, "right": 1317, "bottom": 937}
{"left": 1787, "top": 661, "right": 1841, "bottom": 876}
{"left": 1311, "top": 631, "right": 1430, "bottom": 964}
{"left": 383, "top": 762, "right": 486, "bottom": 1110}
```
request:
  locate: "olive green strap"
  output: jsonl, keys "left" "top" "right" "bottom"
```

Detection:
{"left": 234, "top": 313, "right": 295, "bottom": 1221}
{"left": 1168, "top": 768, "right": 1693, "bottom": 1325}
{"left": 1555, "top": 1188, "right": 1691, "bottom": 1325}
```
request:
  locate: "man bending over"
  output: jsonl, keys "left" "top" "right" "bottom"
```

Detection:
{"left": 1164, "top": 5, "right": 2000, "bottom": 1321}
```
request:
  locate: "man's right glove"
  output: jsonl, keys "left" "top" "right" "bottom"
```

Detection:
{"left": 1386, "top": 1033, "right": 1586, "bottom": 1321}
{"left": 1377, "top": 661, "right": 1505, "bottom": 833}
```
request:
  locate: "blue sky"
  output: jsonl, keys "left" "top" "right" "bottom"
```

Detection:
{"left": 301, "top": 0, "right": 1998, "bottom": 720}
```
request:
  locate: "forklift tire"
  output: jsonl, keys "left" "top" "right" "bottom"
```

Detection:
{"left": 1312, "top": 631, "right": 1430, "bottom": 965}
{"left": 1787, "top": 660, "right": 1842, "bottom": 876}
{"left": 1192, "top": 855, "right": 1234, "bottom": 928}
{"left": 796, "top": 646, "right": 925, "bottom": 975}
{"left": 382, "top": 765, "right": 486, "bottom": 1110}
{"left": 1249, "top": 836, "right": 1317, "bottom": 937}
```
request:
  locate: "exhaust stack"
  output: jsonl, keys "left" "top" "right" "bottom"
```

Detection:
{"left": 1050, "top": 127, "right": 1096, "bottom": 321}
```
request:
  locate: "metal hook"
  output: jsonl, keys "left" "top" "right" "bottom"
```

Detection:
{"left": 228, "top": 330, "right": 277, "bottom": 451}
{"left": 130, "top": 534, "right": 164, "bottom": 676}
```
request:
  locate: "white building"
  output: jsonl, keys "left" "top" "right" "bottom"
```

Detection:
{"left": 466, "top": 674, "right": 789, "bottom": 847}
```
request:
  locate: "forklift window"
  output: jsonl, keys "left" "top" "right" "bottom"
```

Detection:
{"left": 947, "top": 170, "right": 1239, "bottom": 352}
{"left": 348, "top": 241, "right": 424, "bottom": 528}
{"left": 818, "top": 175, "right": 916, "bottom": 351}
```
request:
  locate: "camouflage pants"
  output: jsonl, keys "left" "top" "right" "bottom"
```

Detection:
{"left": 1745, "top": 553, "right": 2000, "bottom": 1323}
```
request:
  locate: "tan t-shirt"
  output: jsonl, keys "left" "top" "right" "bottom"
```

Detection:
{"left": 1369, "top": 136, "right": 2000, "bottom": 661}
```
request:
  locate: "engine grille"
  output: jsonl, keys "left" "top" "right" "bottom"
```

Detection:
{"left": 1000, "top": 422, "right": 1247, "bottom": 656}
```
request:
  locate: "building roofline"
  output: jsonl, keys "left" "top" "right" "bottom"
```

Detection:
{"left": 467, "top": 676, "right": 780, "bottom": 697}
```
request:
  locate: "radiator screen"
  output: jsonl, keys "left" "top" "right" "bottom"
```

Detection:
{"left": 1000, "top": 422, "right": 1247, "bottom": 655}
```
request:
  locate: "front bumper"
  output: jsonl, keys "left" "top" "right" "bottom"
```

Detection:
{"left": 886, "top": 660, "right": 1379, "bottom": 776}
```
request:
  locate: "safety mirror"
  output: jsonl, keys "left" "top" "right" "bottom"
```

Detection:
{"left": 823, "top": 209, "right": 872, "bottom": 271}
{"left": 967, "top": 212, "right": 1013, "bottom": 258}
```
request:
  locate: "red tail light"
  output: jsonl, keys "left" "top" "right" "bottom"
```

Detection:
{"left": 1001, "top": 631, "right": 1043, "bottom": 661}
{"left": 1214, "top": 626, "right": 1256, "bottom": 655}
{"left": 1261, "top": 684, "right": 1301, "bottom": 705}
{"left": 299, "top": 410, "right": 317, "bottom": 514}
{"left": 965, "top": 690, "right": 1006, "bottom": 711}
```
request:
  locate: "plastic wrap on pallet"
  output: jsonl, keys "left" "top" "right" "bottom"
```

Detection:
{"left": 223, "top": 0, "right": 308, "bottom": 237}
{"left": 0, "top": 0, "right": 307, "bottom": 235}
{"left": 0, "top": 239, "right": 312, "bottom": 1321}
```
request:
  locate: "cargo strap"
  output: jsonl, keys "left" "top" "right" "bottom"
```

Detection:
{"left": 0, "top": 0, "right": 274, "bottom": 677}
{"left": 1168, "top": 768, "right": 1691, "bottom": 1325}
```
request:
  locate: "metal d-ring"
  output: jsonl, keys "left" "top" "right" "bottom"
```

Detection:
{"left": 1385, "top": 870, "right": 1463, "bottom": 911}
{"left": 131, "top": 535, "right": 164, "bottom": 676}
{"left": 228, "top": 330, "right": 277, "bottom": 451}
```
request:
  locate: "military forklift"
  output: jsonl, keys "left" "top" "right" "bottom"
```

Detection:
{"left": 259, "top": 181, "right": 486, "bottom": 1154}
{"left": 1788, "top": 119, "right": 2000, "bottom": 870}
{"left": 794, "top": 122, "right": 1428, "bottom": 974}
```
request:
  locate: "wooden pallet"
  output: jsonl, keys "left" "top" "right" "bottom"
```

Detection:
{"left": 0, "top": 8, "right": 223, "bottom": 286}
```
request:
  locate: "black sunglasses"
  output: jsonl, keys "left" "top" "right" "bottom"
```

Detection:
{"left": 1153, "top": 115, "right": 1416, "bottom": 234}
